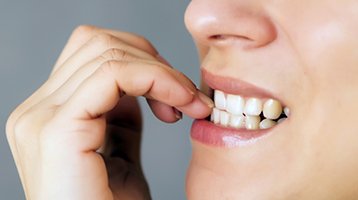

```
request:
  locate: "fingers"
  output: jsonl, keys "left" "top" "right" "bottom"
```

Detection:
{"left": 145, "top": 55, "right": 184, "bottom": 123}
{"left": 177, "top": 91, "right": 214, "bottom": 119}
{"left": 20, "top": 25, "right": 210, "bottom": 125}
{"left": 52, "top": 25, "right": 158, "bottom": 75}
{"left": 55, "top": 60, "right": 212, "bottom": 138}
{"left": 48, "top": 44, "right": 211, "bottom": 122}
{"left": 57, "top": 60, "right": 194, "bottom": 117}
{"left": 147, "top": 99, "right": 182, "bottom": 123}
{"left": 13, "top": 28, "right": 162, "bottom": 122}
{"left": 5, "top": 25, "right": 214, "bottom": 200}
{"left": 49, "top": 33, "right": 156, "bottom": 91}
{"left": 48, "top": 49, "right": 142, "bottom": 105}
{"left": 147, "top": 89, "right": 214, "bottom": 122}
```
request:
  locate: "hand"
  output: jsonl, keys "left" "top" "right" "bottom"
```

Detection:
{"left": 6, "top": 25, "right": 213, "bottom": 200}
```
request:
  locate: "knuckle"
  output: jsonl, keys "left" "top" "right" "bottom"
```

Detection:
{"left": 10, "top": 110, "right": 35, "bottom": 144}
{"left": 100, "top": 60, "right": 116, "bottom": 74}
{"left": 71, "top": 25, "right": 97, "bottom": 39}
{"left": 5, "top": 102, "right": 30, "bottom": 143}
{"left": 99, "top": 60, "right": 126, "bottom": 75}
{"left": 97, "top": 60, "right": 130, "bottom": 93}
{"left": 102, "top": 48, "right": 128, "bottom": 61}
{"left": 92, "top": 33, "right": 117, "bottom": 49}
{"left": 7, "top": 104, "right": 56, "bottom": 146}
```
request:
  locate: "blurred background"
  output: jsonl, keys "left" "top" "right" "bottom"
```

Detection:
{"left": 0, "top": 1, "right": 200, "bottom": 199}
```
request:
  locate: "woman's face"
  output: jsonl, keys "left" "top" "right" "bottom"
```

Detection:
{"left": 185, "top": 0, "right": 358, "bottom": 199}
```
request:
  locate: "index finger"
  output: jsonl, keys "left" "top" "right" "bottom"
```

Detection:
{"left": 57, "top": 60, "right": 213, "bottom": 122}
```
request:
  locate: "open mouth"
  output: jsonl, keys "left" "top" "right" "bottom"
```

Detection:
{"left": 209, "top": 90, "right": 289, "bottom": 130}
{"left": 190, "top": 69, "right": 290, "bottom": 148}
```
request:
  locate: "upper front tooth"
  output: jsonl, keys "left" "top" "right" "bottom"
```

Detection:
{"left": 214, "top": 90, "right": 226, "bottom": 110}
{"left": 263, "top": 99, "right": 283, "bottom": 120}
{"left": 226, "top": 94, "right": 245, "bottom": 115}
{"left": 244, "top": 98, "right": 263, "bottom": 116}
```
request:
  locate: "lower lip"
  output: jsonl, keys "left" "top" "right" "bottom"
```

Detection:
{"left": 190, "top": 120, "right": 273, "bottom": 148}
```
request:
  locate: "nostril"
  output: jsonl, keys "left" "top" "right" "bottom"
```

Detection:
{"left": 209, "top": 34, "right": 258, "bottom": 49}
{"left": 209, "top": 34, "right": 253, "bottom": 42}
{"left": 210, "top": 35, "right": 225, "bottom": 40}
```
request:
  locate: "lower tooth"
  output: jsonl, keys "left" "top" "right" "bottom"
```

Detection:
{"left": 211, "top": 107, "right": 287, "bottom": 130}
{"left": 245, "top": 116, "right": 260, "bottom": 130}
{"left": 259, "top": 119, "right": 277, "bottom": 129}
{"left": 278, "top": 118, "right": 287, "bottom": 124}
{"left": 220, "top": 111, "right": 230, "bottom": 127}
{"left": 229, "top": 114, "right": 245, "bottom": 128}
{"left": 213, "top": 108, "right": 221, "bottom": 124}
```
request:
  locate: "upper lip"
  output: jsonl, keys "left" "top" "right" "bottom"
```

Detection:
{"left": 201, "top": 68, "right": 286, "bottom": 105}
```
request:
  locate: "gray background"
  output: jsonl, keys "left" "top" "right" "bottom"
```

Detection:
{"left": 0, "top": 1, "right": 200, "bottom": 199}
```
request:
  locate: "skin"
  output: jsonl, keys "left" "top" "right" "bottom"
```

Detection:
{"left": 6, "top": 0, "right": 358, "bottom": 199}
{"left": 185, "top": 0, "right": 358, "bottom": 199}
{"left": 6, "top": 26, "right": 213, "bottom": 200}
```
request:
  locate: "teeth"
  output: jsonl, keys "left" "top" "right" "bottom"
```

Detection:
{"left": 278, "top": 118, "right": 287, "bottom": 124}
{"left": 210, "top": 90, "right": 289, "bottom": 131}
{"left": 212, "top": 108, "right": 221, "bottom": 124}
{"left": 259, "top": 119, "right": 277, "bottom": 129}
{"left": 214, "top": 90, "right": 226, "bottom": 110}
{"left": 220, "top": 111, "right": 230, "bottom": 127}
{"left": 226, "top": 94, "right": 245, "bottom": 115}
{"left": 229, "top": 114, "right": 245, "bottom": 129}
{"left": 244, "top": 98, "right": 263, "bottom": 116}
{"left": 263, "top": 99, "right": 283, "bottom": 120}
{"left": 284, "top": 107, "right": 290, "bottom": 117}
{"left": 245, "top": 116, "right": 260, "bottom": 130}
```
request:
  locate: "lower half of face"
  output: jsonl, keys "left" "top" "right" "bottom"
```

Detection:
{"left": 184, "top": 0, "right": 358, "bottom": 199}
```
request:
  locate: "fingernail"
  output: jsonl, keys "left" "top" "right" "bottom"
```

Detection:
{"left": 197, "top": 91, "right": 214, "bottom": 108}
{"left": 173, "top": 108, "right": 183, "bottom": 120}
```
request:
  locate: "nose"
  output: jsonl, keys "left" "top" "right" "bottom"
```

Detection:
{"left": 185, "top": 0, "right": 277, "bottom": 49}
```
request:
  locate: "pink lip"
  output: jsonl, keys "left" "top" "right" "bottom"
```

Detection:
{"left": 190, "top": 68, "right": 284, "bottom": 148}
{"left": 191, "top": 120, "right": 272, "bottom": 147}
{"left": 202, "top": 68, "right": 282, "bottom": 99}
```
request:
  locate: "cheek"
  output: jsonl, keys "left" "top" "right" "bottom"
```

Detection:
{"left": 281, "top": 0, "right": 358, "bottom": 124}
{"left": 287, "top": 2, "right": 358, "bottom": 190}
{"left": 300, "top": 16, "right": 358, "bottom": 125}
{"left": 303, "top": 24, "right": 358, "bottom": 92}
{"left": 288, "top": 2, "right": 358, "bottom": 95}
{"left": 269, "top": 1, "right": 358, "bottom": 192}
